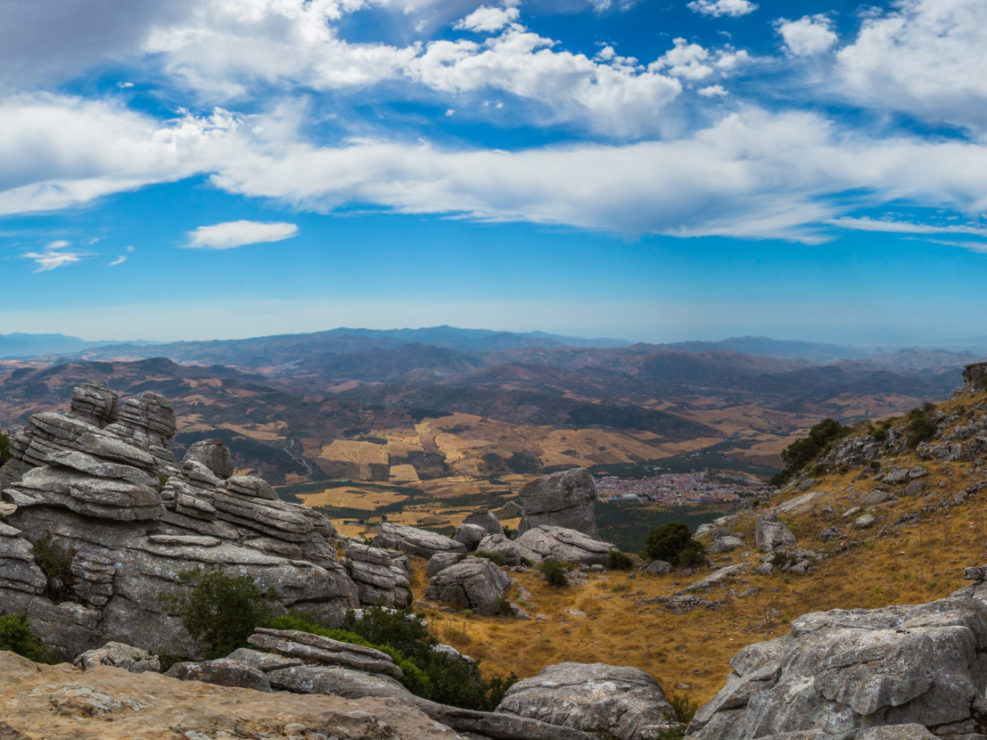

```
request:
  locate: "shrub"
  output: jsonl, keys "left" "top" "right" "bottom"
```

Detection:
{"left": 606, "top": 550, "right": 633, "bottom": 570}
{"left": 906, "top": 407, "right": 937, "bottom": 448}
{"left": 641, "top": 523, "right": 705, "bottom": 567}
{"left": 0, "top": 614, "right": 45, "bottom": 661}
{"left": 771, "top": 417, "right": 845, "bottom": 486}
{"left": 501, "top": 525, "right": 516, "bottom": 540}
{"left": 32, "top": 533, "right": 76, "bottom": 603}
{"left": 159, "top": 567, "right": 277, "bottom": 659}
{"left": 538, "top": 559, "right": 568, "bottom": 587}
{"left": 474, "top": 550, "right": 505, "bottom": 566}
{"left": 0, "top": 431, "right": 11, "bottom": 466}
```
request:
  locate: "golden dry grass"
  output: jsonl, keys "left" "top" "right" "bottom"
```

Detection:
{"left": 318, "top": 440, "right": 389, "bottom": 465}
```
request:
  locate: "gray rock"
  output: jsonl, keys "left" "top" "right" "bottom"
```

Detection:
{"left": 462, "top": 509, "right": 504, "bottom": 536}
{"left": 248, "top": 628, "right": 402, "bottom": 679}
{"left": 687, "top": 595, "right": 987, "bottom": 739}
{"left": 517, "top": 468, "right": 601, "bottom": 540}
{"left": 819, "top": 526, "right": 841, "bottom": 542}
{"left": 182, "top": 439, "right": 234, "bottom": 479}
{"left": 904, "top": 480, "right": 924, "bottom": 497}
{"left": 426, "top": 556, "right": 511, "bottom": 615}
{"left": 166, "top": 658, "right": 271, "bottom": 691}
{"left": 855, "top": 513, "right": 876, "bottom": 529}
{"left": 883, "top": 467, "right": 911, "bottom": 484}
{"left": 707, "top": 535, "right": 744, "bottom": 554}
{"left": 681, "top": 564, "right": 746, "bottom": 593}
{"left": 854, "top": 726, "right": 938, "bottom": 739}
{"left": 642, "top": 560, "right": 672, "bottom": 575}
{"left": 497, "top": 662, "right": 678, "bottom": 739}
{"left": 427, "top": 551, "right": 463, "bottom": 578}
{"left": 516, "top": 525, "right": 616, "bottom": 565}
{"left": 415, "top": 697, "right": 596, "bottom": 739}
{"left": 343, "top": 539, "right": 411, "bottom": 607}
{"left": 226, "top": 647, "right": 305, "bottom": 672}
{"left": 475, "top": 534, "right": 522, "bottom": 566}
{"left": 73, "top": 642, "right": 160, "bottom": 673}
{"left": 225, "top": 475, "right": 276, "bottom": 500}
{"left": 69, "top": 383, "right": 120, "bottom": 428}
{"left": 908, "top": 466, "right": 929, "bottom": 479}
{"left": 454, "top": 522, "right": 489, "bottom": 551}
{"left": 267, "top": 664, "right": 413, "bottom": 700}
{"left": 755, "top": 513, "right": 797, "bottom": 551}
{"left": 373, "top": 522, "right": 466, "bottom": 559}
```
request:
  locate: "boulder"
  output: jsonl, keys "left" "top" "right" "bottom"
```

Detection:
{"left": 182, "top": 439, "right": 234, "bottom": 479}
{"left": 516, "top": 525, "right": 616, "bottom": 565}
{"left": 517, "top": 468, "right": 600, "bottom": 539}
{"left": 497, "top": 662, "right": 678, "bottom": 739}
{"left": 425, "top": 556, "right": 511, "bottom": 615}
{"left": 476, "top": 533, "right": 522, "bottom": 566}
{"left": 686, "top": 594, "right": 987, "bottom": 738}
{"left": 855, "top": 513, "right": 876, "bottom": 529}
{"left": 454, "top": 522, "right": 489, "bottom": 551}
{"left": 343, "top": 539, "right": 411, "bottom": 607}
{"left": 427, "top": 551, "right": 462, "bottom": 578}
{"left": 166, "top": 658, "right": 272, "bottom": 691}
{"left": 415, "top": 697, "right": 596, "bottom": 739}
{"left": 267, "top": 664, "right": 413, "bottom": 701}
{"left": 461, "top": 509, "right": 504, "bottom": 536}
{"left": 373, "top": 522, "right": 466, "bottom": 559}
{"left": 707, "top": 535, "right": 744, "bottom": 554}
{"left": 73, "top": 642, "right": 160, "bottom": 673}
{"left": 247, "top": 628, "right": 403, "bottom": 679}
{"left": 641, "top": 560, "right": 672, "bottom": 575}
{"left": 755, "top": 513, "right": 797, "bottom": 551}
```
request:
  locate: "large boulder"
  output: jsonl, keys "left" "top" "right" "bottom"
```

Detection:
{"left": 476, "top": 533, "right": 522, "bottom": 566}
{"left": 182, "top": 439, "right": 234, "bottom": 479}
{"left": 516, "top": 525, "right": 616, "bottom": 565}
{"left": 754, "top": 513, "right": 797, "bottom": 552}
{"left": 425, "top": 556, "right": 511, "bottom": 615}
{"left": 74, "top": 642, "right": 160, "bottom": 673}
{"left": 373, "top": 522, "right": 466, "bottom": 559}
{"left": 687, "top": 592, "right": 987, "bottom": 739}
{"left": 166, "top": 658, "right": 272, "bottom": 691}
{"left": 454, "top": 522, "right": 489, "bottom": 551}
{"left": 517, "top": 468, "right": 601, "bottom": 539}
{"left": 462, "top": 509, "right": 504, "bottom": 537}
{"left": 343, "top": 539, "right": 412, "bottom": 607}
{"left": 497, "top": 662, "right": 679, "bottom": 739}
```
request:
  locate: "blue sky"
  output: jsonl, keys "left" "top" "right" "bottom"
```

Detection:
{"left": 1, "top": 0, "right": 986, "bottom": 344}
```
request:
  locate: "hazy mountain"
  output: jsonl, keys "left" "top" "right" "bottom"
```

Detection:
{"left": 0, "top": 333, "right": 114, "bottom": 359}
{"left": 668, "top": 336, "right": 871, "bottom": 363}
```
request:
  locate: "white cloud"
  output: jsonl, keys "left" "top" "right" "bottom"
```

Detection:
{"left": 698, "top": 85, "right": 727, "bottom": 97}
{"left": 688, "top": 0, "right": 757, "bottom": 18}
{"left": 829, "top": 217, "right": 987, "bottom": 238}
{"left": 837, "top": 0, "right": 987, "bottom": 132}
{"left": 650, "top": 39, "right": 749, "bottom": 83}
{"left": 185, "top": 220, "right": 299, "bottom": 250}
{"left": 776, "top": 14, "right": 838, "bottom": 56}
{"left": 454, "top": 5, "right": 519, "bottom": 33}
{"left": 109, "top": 256, "right": 127, "bottom": 266}
{"left": 21, "top": 240, "right": 87, "bottom": 272}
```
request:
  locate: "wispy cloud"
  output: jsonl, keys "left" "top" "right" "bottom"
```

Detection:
{"left": 185, "top": 220, "right": 299, "bottom": 250}
{"left": 688, "top": 0, "right": 757, "bottom": 18}
{"left": 829, "top": 217, "right": 987, "bottom": 239}
{"left": 21, "top": 240, "right": 87, "bottom": 272}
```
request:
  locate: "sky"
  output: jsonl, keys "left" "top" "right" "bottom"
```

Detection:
{"left": 1, "top": 0, "right": 986, "bottom": 345}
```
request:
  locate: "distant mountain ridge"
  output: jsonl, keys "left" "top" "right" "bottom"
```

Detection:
{"left": 0, "top": 333, "right": 115, "bottom": 359}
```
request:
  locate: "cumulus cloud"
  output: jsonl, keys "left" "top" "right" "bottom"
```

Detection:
{"left": 687, "top": 0, "right": 757, "bottom": 18}
{"left": 185, "top": 220, "right": 299, "bottom": 250}
{"left": 776, "top": 14, "right": 838, "bottom": 56}
{"left": 22, "top": 240, "right": 87, "bottom": 272}
{"left": 454, "top": 5, "right": 519, "bottom": 33}
{"left": 837, "top": 0, "right": 987, "bottom": 132}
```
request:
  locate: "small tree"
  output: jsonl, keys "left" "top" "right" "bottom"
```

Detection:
{"left": 160, "top": 567, "right": 277, "bottom": 659}
{"left": 538, "top": 559, "right": 568, "bottom": 587}
{"left": 0, "top": 614, "right": 45, "bottom": 661}
{"left": 642, "top": 522, "right": 705, "bottom": 567}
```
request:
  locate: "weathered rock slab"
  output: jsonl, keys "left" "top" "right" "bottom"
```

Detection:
{"left": 517, "top": 468, "right": 601, "bottom": 539}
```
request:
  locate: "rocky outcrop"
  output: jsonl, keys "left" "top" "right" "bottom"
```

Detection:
{"left": 962, "top": 361, "right": 987, "bottom": 393}
{"left": 516, "top": 524, "right": 616, "bottom": 565}
{"left": 0, "top": 649, "right": 460, "bottom": 739}
{"left": 248, "top": 627, "right": 404, "bottom": 679}
{"left": 182, "top": 439, "right": 233, "bottom": 479}
{"left": 517, "top": 468, "right": 600, "bottom": 539}
{"left": 687, "top": 582, "right": 987, "bottom": 739}
{"left": 454, "top": 522, "right": 489, "bottom": 551}
{"left": 462, "top": 509, "right": 504, "bottom": 536}
{"left": 476, "top": 533, "right": 523, "bottom": 565}
{"left": 497, "top": 662, "right": 679, "bottom": 739}
{"left": 425, "top": 556, "right": 511, "bottom": 615}
{"left": 343, "top": 539, "right": 411, "bottom": 607}
{"left": 0, "top": 384, "right": 367, "bottom": 658}
{"left": 754, "top": 513, "right": 797, "bottom": 551}
{"left": 74, "top": 642, "right": 161, "bottom": 673}
{"left": 166, "top": 657, "right": 272, "bottom": 691}
{"left": 373, "top": 522, "right": 466, "bottom": 559}
{"left": 427, "top": 550, "right": 463, "bottom": 577}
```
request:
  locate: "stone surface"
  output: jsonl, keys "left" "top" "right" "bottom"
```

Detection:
{"left": 707, "top": 535, "right": 744, "bottom": 554}
{"left": 517, "top": 468, "right": 601, "bottom": 539}
{"left": 855, "top": 513, "right": 876, "bottom": 529}
{"left": 497, "top": 662, "right": 678, "bottom": 739}
{"left": 182, "top": 439, "right": 234, "bottom": 479}
{"left": 267, "top": 664, "right": 413, "bottom": 700}
{"left": 416, "top": 697, "right": 596, "bottom": 740}
{"left": 687, "top": 593, "right": 987, "bottom": 739}
{"left": 248, "top": 627, "right": 403, "bottom": 679}
{"left": 427, "top": 550, "right": 463, "bottom": 578}
{"left": 343, "top": 539, "right": 412, "bottom": 607}
{"left": 462, "top": 509, "right": 504, "bottom": 536}
{"left": 516, "top": 524, "right": 616, "bottom": 565}
{"left": 454, "top": 522, "right": 489, "bottom": 551}
{"left": 425, "top": 556, "right": 511, "bottom": 615}
{"left": 373, "top": 522, "right": 466, "bottom": 559}
{"left": 0, "top": 650, "right": 459, "bottom": 739}
{"left": 641, "top": 559, "right": 673, "bottom": 575}
{"left": 476, "top": 533, "right": 523, "bottom": 566}
{"left": 73, "top": 642, "right": 160, "bottom": 673}
{"left": 166, "top": 658, "right": 272, "bottom": 691}
{"left": 755, "top": 513, "right": 797, "bottom": 551}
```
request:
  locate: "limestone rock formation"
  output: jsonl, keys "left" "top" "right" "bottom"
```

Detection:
{"left": 497, "top": 662, "right": 679, "bottom": 739}
{"left": 476, "top": 533, "right": 523, "bottom": 565}
{"left": 516, "top": 524, "right": 616, "bottom": 565}
{"left": 754, "top": 512, "right": 797, "bottom": 551}
{"left": 74, "top": 642, "right": 161, "bottom": 673}
{"left": 166, "top": 657, "right": 272, "bottom": 691}
{"left": 425, "top": 555, "right": 511, "bottom": 615}
{"left": 182, "top": 439, "right": 234, "bottom": 479}
{"left": 454, "top": 522, "right": 489, "bottom": 551}
{"left": 427, "top": 550, "right": 462, "bottom": 577}
{"left": 462, "top": 509, "right": 504, "bottom": 536}
{"left": 0, "top": 383, "right": 378, "bottom": 658}
{"left": 687, "top": 583, "right": 987, "bottom": 739}
{"left": 372, "top": 522, "right": 466, "bottom": 559}
{"left": 343, "top": 539, "right": 412, "bottom": 607}
{"left": 517, "top": 468, "right": 601, "bottom": 539}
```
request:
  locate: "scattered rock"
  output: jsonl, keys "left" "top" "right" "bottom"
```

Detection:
{"left": 855, "top": 513, "right": 876, "bottom": 529}
{"left": 819, "top": 526, "right": 841, "bottom": 542}
{"left": 74, "top": 642, "right": 160, "bottom": 673}
{"left": 247, "top": 628, "right": 403, "bottom": 679}
{"left": 461, "top": 509, "right": 504, "bottom": 536}
{"left": 166, "top": 658, "right": 272, "bottom": 691}
{"left": 707, "top": 535, "right": 743, "bottom": 554}
{"left": 343, "top": 539, "right": 411, "bottom": 607}
{"left": 475, "top": 533, "right": 522, "bottom": 566}
{"left": 882, "top": 467, "right": 911, "bottom": 484}
{"left": 755, "top": 513, "right": 796, "bottom": 552}
{"left": 427, "top": 551, "right": 463, "bottom": 578}
{"left": 267, "top": 664, "right": 412, "bottom": 700}
{"left": 641, "top": 560, "right": 672, "bottom": 575}
{"left": 425, "top": 556, "right": 511, "bottom": 615}
{"left": 517, "top": 468, "right": 601, "bottom": 540}
{"left": 904, "top": 479, "right": 924, "bottom": 497}
{"left": 454, "top": 522, "right": 489, "bottom": 551}
{"left": 515, "top": 525, "right": 616, "bottom": 565}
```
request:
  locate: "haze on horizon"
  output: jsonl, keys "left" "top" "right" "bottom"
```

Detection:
{"left": 1, "top": 0, "right": 986, "bottom": 346}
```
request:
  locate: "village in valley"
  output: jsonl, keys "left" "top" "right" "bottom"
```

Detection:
{"left": 594, "top": 470, "right": 768, "bottom": 505}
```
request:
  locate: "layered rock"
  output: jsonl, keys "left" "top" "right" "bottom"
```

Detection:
{"left": 754, "top": 513, "right": 797, "bottom": 551}
{"left": 516, "top": 524, "right": 616, "bottom": 565}
{"left": 343, "top": 539, "right": 412, "bottom": 607}
{"left": 476, "top": 533, "right": 523, "bottom": 565}
{"left": 183, "top": 439, "right": 234, "bottom": 479}
{"left": 497, "top": 662, "right": 679, "bottom": 739}
{"left": 425, "top": 556, "right": 511, "bottom": 615}
{"left": 517, "top": 468, "right": 601, "bottom": 539}
{"left": 373, "top": 522, "right": 466, "bottom": 559}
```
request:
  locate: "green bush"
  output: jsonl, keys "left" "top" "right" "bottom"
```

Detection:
{"left": 0, "top": 614, "right": 45, "bottom": 661}
{"left": 771, "top": 417, "right": 845, "bottom": 486}
{"left": 474, "top": 550, "right": 505, "bottom": 566}
{"left": 538, "top": 559, "right": 568, "bottom": 587}
{"left": 0, "top": 431, "right": 11, "bottom": 466}
{"left": 33, "top": 534, "right": 76, "bottom": 603}
{"left": 159, "top": 567, "right": 277, "bottom": 659}
{"left": 606, "top": 550, "right": 633, "bottom": 570}
{"left": 641, "top": 523, "right": 705, "bottom": 567}
{"left": 906, "top": 407, "right": 937, "bottom": 448}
